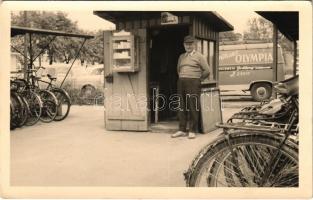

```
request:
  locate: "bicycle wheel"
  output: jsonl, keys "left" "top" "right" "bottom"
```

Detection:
{"left": 10, "top": 92, "right": 22, "bottom": 129}
{"left": 18, "top": 96, "right": 30, "bottom": 127}
{"left": 51, "top": 88, "right": 71, "bottom": 121}
{"left": 23, "top": 91, "right": 42, "bottom": 126}
{"left": 38, "top": 90, "right": 58, "bottom": 123}
{"left": 185, "top": 131, "right": 298, "bottom": 187}
{"left": 10, "top": 100, "right": 15, "bottom": 130}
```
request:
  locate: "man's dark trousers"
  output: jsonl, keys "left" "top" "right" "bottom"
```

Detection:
{"left": 177, "top": 78, "right": 201, "bottom": 133}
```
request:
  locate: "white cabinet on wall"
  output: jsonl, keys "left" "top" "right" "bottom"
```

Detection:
{"left": 111, "top": 35, "right": 139, "bottom": 72}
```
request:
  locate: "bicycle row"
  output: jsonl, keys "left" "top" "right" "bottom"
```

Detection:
{"left": 10, "top": 67, "right": 71, "bottom": 130}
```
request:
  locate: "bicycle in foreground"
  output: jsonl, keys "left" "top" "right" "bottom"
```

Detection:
{"left": 184, "top": 75, "right": 298, "bottom": 187}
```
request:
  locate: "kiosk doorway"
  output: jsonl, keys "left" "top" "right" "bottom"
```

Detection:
{"left": 148, "top": 25, "right": 188, "bottom": 129}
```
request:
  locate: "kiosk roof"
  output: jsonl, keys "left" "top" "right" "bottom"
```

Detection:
{"left": 256, "top": 11, "right": 298, "bottom": 41}
{"left": 94, "top": 11, "right": 233, "bottom": 32}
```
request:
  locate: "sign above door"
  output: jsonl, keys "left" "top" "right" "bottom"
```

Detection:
{"left": 161, "top": 12, "right": 178, "bottom": 25}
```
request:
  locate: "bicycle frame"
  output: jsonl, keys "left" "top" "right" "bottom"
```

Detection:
{"left": 259, "top": 96, "right": 298, "bottom": 186}
{"left": 218, "top": 95, "right": 298, "bottom": 187}
{"left": 184, "top": 76, "right": 299, "bottom": 187}
{"left": 37, "top": 79, "right": 55, "bottom": 90}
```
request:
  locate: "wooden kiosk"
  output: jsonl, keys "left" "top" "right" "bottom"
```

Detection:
{"left": 94, "top": 11, "right": 233, "bottom": 132}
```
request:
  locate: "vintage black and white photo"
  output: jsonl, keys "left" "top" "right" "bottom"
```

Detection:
{"left": 0, "top": 1, "right": 312, "bottom": 198}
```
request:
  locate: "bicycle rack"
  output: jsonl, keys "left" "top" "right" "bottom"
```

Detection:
{"left": 220, "top": 96, "right": 298, "bottom": 135}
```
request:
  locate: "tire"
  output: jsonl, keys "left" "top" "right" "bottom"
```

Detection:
{"left": 10, "top": 100, "right": 15, "bottom": 130}
{"left": 18, "top": 96, "right": 30, "bottom": 127}
{"left": 10, "top": 92, "right": 23, "bottom": 129}
{"left": 80, "top": 84, "right": 96, "bottom": 105}
{"left": 23, "top": 91, "right": 43, "bottom": 126}
{"left": 251, "top": 83, "right": 272, "bottom": 101}
{"left": 185, "top": 131, "right": 298, "bottom": 187}
{"left": 39, "top": 90, "right": 58, "bottom": 123}
{"left": 51, "top": 88, "right": 71, "bottom": 121}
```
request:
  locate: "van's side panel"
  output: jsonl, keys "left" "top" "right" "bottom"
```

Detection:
{"left": 219, "top": 43, "right": 285, "bottom": 91}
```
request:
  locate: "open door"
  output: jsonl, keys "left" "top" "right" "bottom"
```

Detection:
{"left": 103, "top": 29, "right": 148, "bottom": 131}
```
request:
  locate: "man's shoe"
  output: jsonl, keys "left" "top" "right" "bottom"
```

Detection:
{"left": 188, "top": 132, "right": 196, "bottom": 139}
{"left": 171, "top": 131, "right": 187, "bottom": 138}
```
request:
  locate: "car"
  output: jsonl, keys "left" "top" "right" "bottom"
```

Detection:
{"left": 38, "top": 65, "right": 75, "bottom": 88}
{"left": 72, "top": 66, "right": 105, "bottom": 104}
{"left": 71, "top": 66, "right": 104, "bottom": 92}
{"left": 41, "top": 65, "right": 104, "bottom": 90}
{"left": 40, "top": 65, "right": 104, "bottom": 105}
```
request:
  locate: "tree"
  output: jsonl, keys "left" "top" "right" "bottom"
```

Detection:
{"left": 219, "top": 31, "right": 242, "bottom": 42}
{"left": 11, "top": 11, "right": 94, "bottom": 65}
{"left": 80, "top": 30, "right": 104, "bottom": 64}
{"left": 243, "top": 17, "right": 273, "bottom": 42}
{"left": 243, "top": 17, "right": 294, "bottom": 53}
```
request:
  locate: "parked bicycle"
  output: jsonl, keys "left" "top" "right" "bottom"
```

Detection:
{"left": 184, "top": 75, "right": 299, "bottom": 187}
{"left": 10, "top": 80, "right": 30, "bottom": 129}
{"left": 10, "top": 77, "right": 43, "bottom": 127}
{"left": 12, "top": 67, "right": 58, "bottom": 124}
{"left": 37, "top": 68, "right": 71, "bottom": 121}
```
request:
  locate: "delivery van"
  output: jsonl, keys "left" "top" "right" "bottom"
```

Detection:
{"left": 219, "top": 43, "right": 285, "bottom": 101}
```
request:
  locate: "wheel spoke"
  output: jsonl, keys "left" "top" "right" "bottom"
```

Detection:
{"left": 189, "top": 134, "right": 298, "bottom": 187}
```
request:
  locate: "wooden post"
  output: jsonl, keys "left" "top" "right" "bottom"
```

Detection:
{"left": 293, "top": 40, "right": 297, "bottom": 76}
{"left": 272, "top": 24, "right": 278, "bottom": 98}
{"left": 215, "top": 39, "right": 219, "bottom": 86}
{"left": 23, "top": 11, "right": 28, "bottom": 80}
{"left": 29, "top": 33, "right": 32, "bottom": 68}
{"left": 154, "top": 85, "right": 159, "bottom": 124}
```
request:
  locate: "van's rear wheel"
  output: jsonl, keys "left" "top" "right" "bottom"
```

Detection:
{"left": 251, "top": 83, "right": 272, "bottom": 101}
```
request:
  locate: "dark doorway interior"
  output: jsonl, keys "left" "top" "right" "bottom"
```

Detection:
{"left": 148, "top": 25, "right": 188, "bottom": 123}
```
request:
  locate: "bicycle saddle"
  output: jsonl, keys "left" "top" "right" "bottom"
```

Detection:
{"left": 47, "top": 74, "right": 57, "bottom": 81}
{"left": 274, "top": 75, "right": 298, "bottom": 96}
{"left": 259, "top": 98, "right": 284, "bottom": 115}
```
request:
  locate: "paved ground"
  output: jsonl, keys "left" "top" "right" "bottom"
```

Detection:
{"left": 10, "top": 103, "right": 248, "bottom": 186}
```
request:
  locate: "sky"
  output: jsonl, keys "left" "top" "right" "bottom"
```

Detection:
{"left": 218, "top": 11, "right": 259, "bottom": 34}
{"left": 66, "top": 11, "right": 260, "bottom": 34}
{"left": 67, "top": 11, "right": 115, "bottom": 31}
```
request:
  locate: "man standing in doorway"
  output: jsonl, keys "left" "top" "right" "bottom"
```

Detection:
{"left": 171, "top": 35, "right": 210, "bottom": 139}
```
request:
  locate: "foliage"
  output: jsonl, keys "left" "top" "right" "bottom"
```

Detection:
{"left": 243, "top": 17, "right": 294, "bottom": 53}
{"left": 62, "top": 81, "right": 104, "bottom": 105}
{"left": 11, "top": 11, "right": 104, "bottom": 65}
{"left": 243, "top": 17, "right": 273, "bottom": 41}
{"left": 219, "top": 31, "right": 242, "bottom": 42}
{"left": 219, "top": 16, "right": 294, "bottom": 52}
{"left": 80, "top": 30, "right": 104, "bottom": 64}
